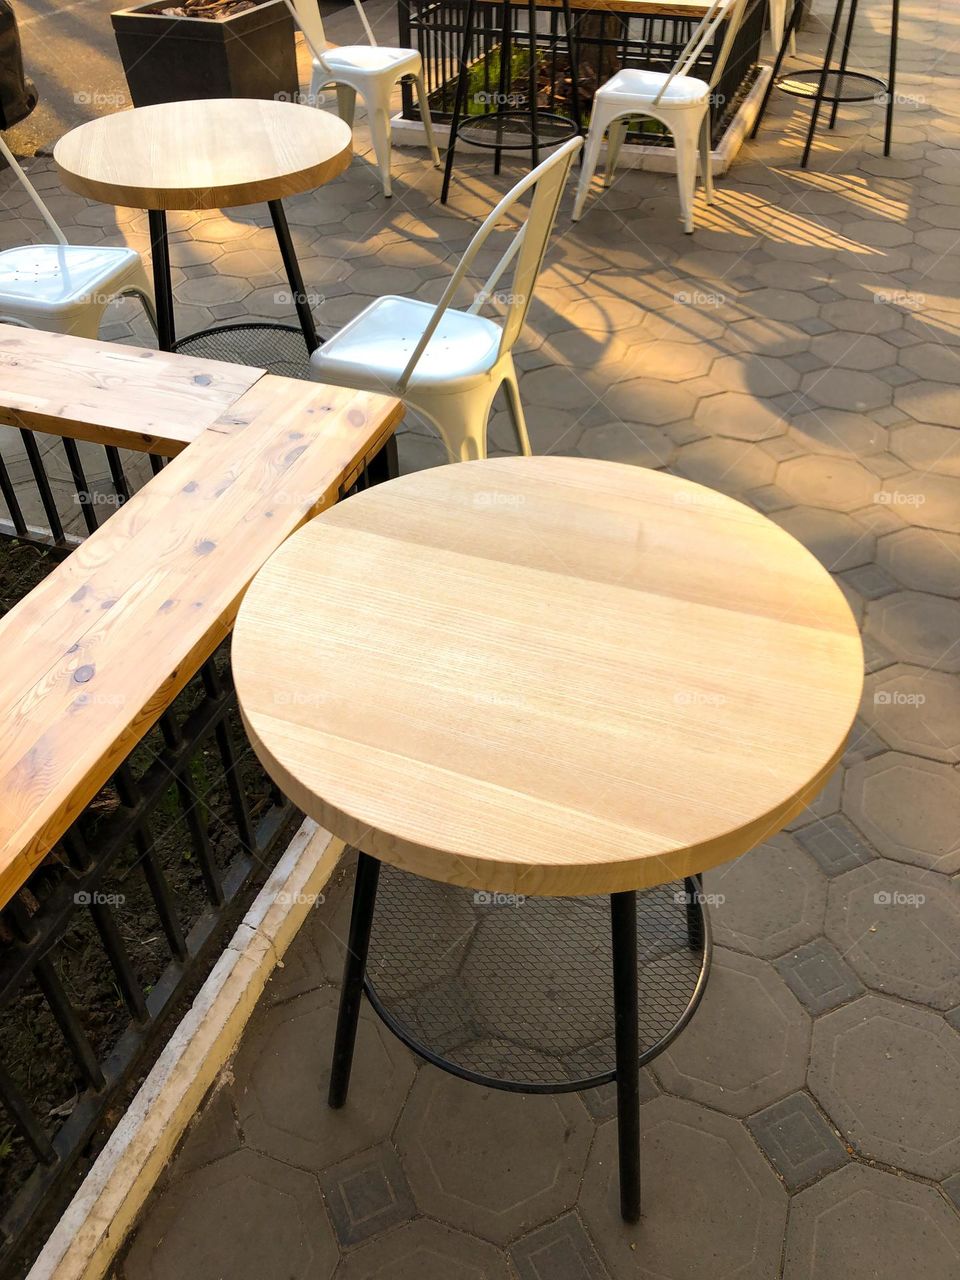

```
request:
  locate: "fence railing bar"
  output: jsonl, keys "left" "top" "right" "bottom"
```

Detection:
{"left": 88, "top": 900, "right": 149, "bottom": 1025}
{"left": 17, "top": 431, "right": 65, "bottom": 546}
{"left": 33, "top": 957, "right": 106, "bottom": 1092}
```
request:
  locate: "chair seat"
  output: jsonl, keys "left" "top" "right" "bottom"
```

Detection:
{"left": 597, "top": 68, "right": 710, "bottom": 108}
{"left": 0, "top": 244, "right": 143, "bottom": 306}
{"left": 312, "top": 296, "right": 504, "bottom": 391}
{"left": 319, "top": 45, "right": 421, "bottom": 78}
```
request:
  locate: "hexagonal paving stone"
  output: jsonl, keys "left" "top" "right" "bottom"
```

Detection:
{"left": 693, "top": 391, "right": 787, "bottom": 441}
{"left": 705, "top": 836, "right": 827, "bottom": 960}
{"left": 336, "top": 1220, "right": 513, "bottom": 1280}
{"left": 787, "top": 408, "right": 888, "bottom": 456}
{"left": 808, "top": 995, "right": 960, "bottom": 1178}
{"left": 510, "top": 1212, "right": 612, "bottom": 1280}
{"left": 878, "top": 471, "right": 960, "bottom": 533}
{"left": 394, "top": 1070, "right": 593, "bottom": 1244}
{"left": 844, "top": 752, "right": 960, "bottom": 872}
{"left": 579, "top": 1099, "right": 787, "bottom": 1280}
{"left": 578, "top": 421, "right": 674, "bottom": 467}
{"left": 745, "top": 1091, "right": 847, "bottom": 1190}
{"left": 774, "top": 937, "right": 865, "bottom": 1014}
{"left": 878, "top": 527, "right": 960, "bottom": 595}
{"left": 799, "top": 368, "right": 892, "bottom": 412}
{"left": 808, "top": 332, "right": 901, "bottom": 371}
{"left": 867, "top": 592, "right": 960, "bottom": 671}
{"left": 890, "top": 422, "right": 960, "bottom": 475}
{"left": 124, "top": 1149, "right": 337, "bottom": 1280}
{"left": 865, "top": 664, "right": 960, "bottom": 761}
{"left": 783, "top": 1163, "right": 960, "bottom": 1280}
{"left": 672, "top": 438, "right": 776, "bottom": 494}
{"left": 773, "top": 507, "right": 875, "bottom": 571}
{"left": 655, "top": 947, "right": 810, "bottom": 1116}
{"left": 825, "top": 861, "right": 960, "bottom": 1009}
{"left": 234, "top": 988, "right": 416, "bottom": 1171}
{"left": 777, "top": 456, "right": 879, "bottom": 511}
{"left": 601, "top": 378, "right": 698, "bottom": 426}
{"left": 318, "top": 1144, "right": 416, "bottom": 1248}
{"left": 894, "top": 378, "right": 960, "bottom": 426}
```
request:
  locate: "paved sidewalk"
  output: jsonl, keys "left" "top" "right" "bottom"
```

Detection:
{"left": 2, "top": 0, "right": 959, "bottom": 1276}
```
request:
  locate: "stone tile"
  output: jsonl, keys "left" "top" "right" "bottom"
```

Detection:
{"left": 774, "top": 938, "right": 865, "bottom": 1015}
{"left": 124, "top": 1149, "right": 337, "bottom": 1280}
{"left": 335, "top": 1220, "right": 513, "bottom": 1280}
{"left": 844, "top": 752, "right": 960, "bottom": 873}
{"left": 839, "top": 563, "right": 898, "bottom": 600}
{"left": 510, "top": 1212, "right": 612, "bottom": 1280}
{"left": 235, "top": 988, "right": 416, "bottom": 1171}
{"left": 877, "top": 528, "right": 960, "bottom": 596}
{"left": 318, "top": 1144, "right": 416, "bottom": 1248}
{"left": 774, "top": 508, "right": 875, "bottom": 571}
{"left": 794, "top": 814, "right": 876, "bottom": 877}
{"left": 395, "top": 1069, "right": 593, "bottom": 1244}
{"left": 878, "top": 472, "right": 960, "bottom": 533}
{"left": 799, "top": 368, "right": 892, "bottom": 412}
{"left": 580, "top": 1068, "right": 658, "bottom": 1122}
{"left": 808, "top": 995, "right": 960, "bottom": 1179}
{"left": 579, "top": 1099, "right": 787, "bottom": 1280}
{"left": 173, "top": 1085, "right": 241, "bottom": 1177}
{"left": 787, "top": 408, "right": 888, "bottom": 457}
{"left": 865, "top": 664, "right": 960, "bottom": 761}
{"left": 943, "top": 1173, "right": 960, "bottom": 1211}
{"left": 783, "top": 1163, "right": 960, "bottom": 1280}
{"left": 825, "top": 862, "right": 960, "bottom": 1009}
{"left": 656, "top": 947, "right": 810, "bottom": 1116}
{"left": 706, "top": 836, "right": 827, "bottom": 960}
{"left": 867, "top": 591, "right": 960, "bottom": 671}
{"left": 890, "top": 422, "right": 960, "bottom": 475}
{"left": 694, "top": 392, "right": 787, "bottom": 441}
{"left": 746, "top": 1091, "right": 847, "bottom": 1190}
{"left": 777, "top": 456, "right": 879, "bottom": 512}
{"left": 672, "top": 438, "right": 776, "bottom": 494}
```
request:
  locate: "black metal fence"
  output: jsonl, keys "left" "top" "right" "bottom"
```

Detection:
{"left": 0, "top": 428, "right": 394, "bottom": 1276}
{"left": 398, "top": 0, "right": 765, "bottom": 145}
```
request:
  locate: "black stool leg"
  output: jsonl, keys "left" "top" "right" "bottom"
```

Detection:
{"left": 828, "top": 0, "right": 859, "bottom": 129}
{"left": 751, "top": 0, "right": 803, "bottom": 140}
{"left": 884, "top": 0, "right": 900, "bottom": 155}
{"left": 147, "top": 209, "right": 176, "bottom": 352}
{"left": 328, "top": 852, "right": 381, "bottom": 1109}
{"left": 495, "top": 0, "right": 513, "bottom": 176}
{"left": 441, "top": 0, "right": 478, "bottom": 203}
{"left": 611, "top": 889, "right": 641, "bottom": 1223}
{"left": 268, "top": 198, "right": 320, "bottom": 353}
{"left": 527, "top": 0, "right": 539, "bottom": 169}
{"left": 562, "top": 0, "right": 583, "bottom": 140}
{"left": 800, "top": 0, "right": 846, "bottom": 168}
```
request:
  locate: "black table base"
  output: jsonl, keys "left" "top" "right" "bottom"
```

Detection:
{"left": 328, "top": 854, "right": 713, "bottom": 1224}
{"left": 147, "top": 198, "right": 321, "bottom": 365}
{"left": 751, "top": 0, "right": 901, "bottom": 166}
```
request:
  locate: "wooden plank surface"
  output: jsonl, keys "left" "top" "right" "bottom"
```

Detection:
{"left": 0, "top": 372, "right": 402, "bottom": 906}
{"left": 235, "top": 457, "right": 863, "bottom": 897}
{"left": 0, "top": 325, "right": 264, "bottom": 456}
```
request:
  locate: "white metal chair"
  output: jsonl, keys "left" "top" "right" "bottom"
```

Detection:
{"left": 0, "top": 135, "right": 156, "bottom": 340}
{"left": 571, "top": 0, "right": 749, "bottom": 233}
{"left": 311, "top": 136, "right": 582, "bottom": 461}
{"left": 285, "top": 0, "right": 440, "bottom": 197}
{"left": 768, "top": 0, "right": 797, "bottom": 59}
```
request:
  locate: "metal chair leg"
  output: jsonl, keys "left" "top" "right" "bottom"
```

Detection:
{"left": 328, "top": 852, "right": 381, "bottom": 1109}
{"left": 611, "top": 889, "right": 641, "bottom": 1223}
{"left": 441, "top": 0, "right": 478, "bottom": 203}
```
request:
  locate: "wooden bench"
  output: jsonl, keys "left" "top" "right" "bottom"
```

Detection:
{"left": 0, "top": 323, "right": 403, "bottom": 906}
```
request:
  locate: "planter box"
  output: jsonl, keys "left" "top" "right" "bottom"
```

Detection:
{"left": 111, "top": 0, "right": 297, "bottom": 108}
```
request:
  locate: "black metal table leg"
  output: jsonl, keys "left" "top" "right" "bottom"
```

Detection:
{"left": 800, "top": 0, "right": 846, "bottom": 167}
{"left": 683, "top": 875, "right": 704, "bottom": 950}
{"left": 527, "top": 0, "right": 540, "bottom": 170}
{"left": 561, "top": 0, "right": 583, "bottom": 140}
{"left": 328, "top": 852, "right": 381, "bottom": 1109}
{"left": 494, "top": 0, "right": 513, "bottom": 176}
{"left": 268, "top": 198, "right": 320, "bottom": 353}
{"left": 148, "top": 208, "right": 175, "bottom": 352}
{"left": 828, "top": 0, "right": 859, "bottom": 129}
{"left": 885, "top": 0, "right": 900, "bottom": 155}
{"left": 751, "top": 0, "right": 804, "bottom": 139}
{"left": 365, "top": 434, "right": 400, "bottom": 487}
{"left": 611, "top": 889, "right": 641, "bottom": 1224}
{"left": 441, "top": 0, "right": 478, "bottom": 203}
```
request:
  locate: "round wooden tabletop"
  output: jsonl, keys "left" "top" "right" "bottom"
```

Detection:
{"left": 234, "top": 458, "right": 863, "bottom": 897}
{"left": 53, "top": 98, "right": 352, "bottom": 211}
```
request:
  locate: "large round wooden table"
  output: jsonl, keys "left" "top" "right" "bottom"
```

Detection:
{"left": 233, "top": 456, "right": 863, "bottom": 1222}
{"left": 54, "top": 98, "right": 352, "bottom": 362}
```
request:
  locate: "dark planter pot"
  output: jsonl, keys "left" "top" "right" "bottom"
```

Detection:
{"left": 111, "top": 0, "right": 298, "bottom": 109}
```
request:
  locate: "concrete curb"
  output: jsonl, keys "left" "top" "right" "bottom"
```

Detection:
{"left": 27, "top": 819, "right": 345, "bottom": 1280}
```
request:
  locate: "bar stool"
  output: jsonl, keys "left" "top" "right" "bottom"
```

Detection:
{"left": 441, "top": 0, "right": 583, "bottom": 203}
{"left": 233, "top": 456, "right": 863, "bottom": 1222}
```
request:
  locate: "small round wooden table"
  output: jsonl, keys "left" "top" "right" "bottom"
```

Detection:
{"left": 54, "top": 98, "right": 352, "bottom": 364}
{"left": 233, "top": 456, "right": 863, "bottom": 1222}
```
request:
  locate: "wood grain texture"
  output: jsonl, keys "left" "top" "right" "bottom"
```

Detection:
{"left": 54, "top": 98, "right": 352, "bottom": 211}
{"left": 0, "top": 374, "right": 401, "bottom": 906}
{"left": 235, "top": 457, "right": 863, "bottom": 897}
{"left": 0, "top": 324, "right": 263, "bottom": 455}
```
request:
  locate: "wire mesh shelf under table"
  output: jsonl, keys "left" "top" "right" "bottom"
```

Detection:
{"left": 775, "top": 69, "right": 887, "bottom": 103}
{"left": 172, "top": 322, "right": 314, "bottom": 380}
{"left": 364, "top": 865, "right": 712, "bottom": 1094}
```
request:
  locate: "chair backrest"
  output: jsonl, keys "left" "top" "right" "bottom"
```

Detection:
{"left": 653, "top": 0, "right": 750, "bottom": 105}
{"left": 397, "top": 137, "right": 582, "bottom": 393}
{"left": 0, "top": 133, "right": 67, "bottom": 245}
{"left": 285, "top": 0, "right": 378, "bottom": 69}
